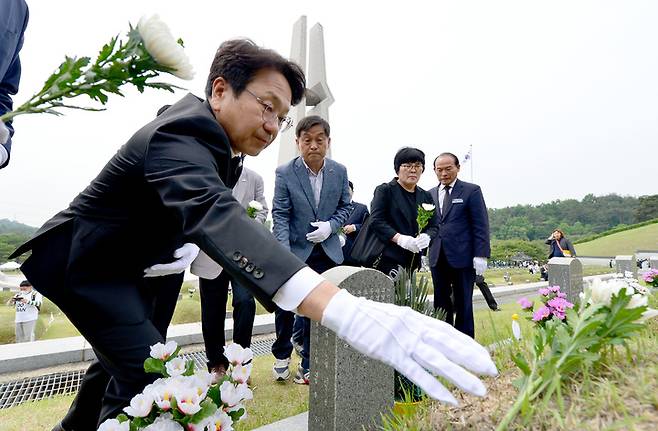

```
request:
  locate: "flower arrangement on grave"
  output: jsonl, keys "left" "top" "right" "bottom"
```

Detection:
{"left": 642, "top": 268, "right": 658, "bottom": 287}
{"left": 498, "top": 275, "right": 658, "bottom": 430}
{"left": 0, "top": 15, "right": 192, "bottom": 128}
{"left": 97, "top": 341, "right": 253, "bottom": 431}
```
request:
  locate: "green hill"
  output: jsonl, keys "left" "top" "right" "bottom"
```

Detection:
{"left": 575, "top": 222, "right": 658, "bottom": 256}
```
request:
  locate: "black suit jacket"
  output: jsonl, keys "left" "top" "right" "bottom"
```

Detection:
{"left": 369, "top": 179, "right": 439, "bottom": 267}
{"left": 428, "top": 179, "right": 490, "bottom": 269}
{"left": 11, "top": 94, "right": 305, "bottom": 312}
{"left": 342, "top": 201, "right": 369, "bottom": 264}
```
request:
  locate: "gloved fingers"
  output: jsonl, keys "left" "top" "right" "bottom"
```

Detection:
{"left": 143, "top": 262, "right": 185, "bottom": 277}
{"left": 396, "top": 360, "right": 459, "bottom": 405}
{"left": 310, "top": 221, "right": 321, "bottom": 228}
{"left": 411, "top": 345, "right": 487, "bottom": 397}
{"left": 421, "top": 328, "right": 497, "bottom": 376}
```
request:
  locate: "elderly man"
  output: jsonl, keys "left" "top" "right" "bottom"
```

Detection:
{"left": 428, "top": 152, "right": 491, "bottom": 337}
{"left": 12, "top": 40, "right": 495, "bottom": 430}
{"left": 271, "top": 115, "right": 351, "bottom": 384}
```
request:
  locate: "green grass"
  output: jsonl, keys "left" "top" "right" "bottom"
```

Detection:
{"left": 0, "top": 353, "right": 309, "bottom": 431}
{"left": 0, "top": 282, "right": 270, "bottom": 344}
{"left": 575, "top": 222, "right": 658, "bottom": 256}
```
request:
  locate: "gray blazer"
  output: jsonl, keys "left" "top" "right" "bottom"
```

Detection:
{"left": 272, "top": 156, "right": 352, "bottom": 264}
{"left": 233, "top": 166, "right": 268, "bottom": 224}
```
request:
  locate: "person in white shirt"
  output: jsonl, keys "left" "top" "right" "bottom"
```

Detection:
{"left": 9, "top": 280, "right": 42, "bottom": 342}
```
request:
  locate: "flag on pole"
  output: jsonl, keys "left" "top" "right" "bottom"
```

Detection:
{"left": 463, "top": 145, "right": 472, "bottom": 163}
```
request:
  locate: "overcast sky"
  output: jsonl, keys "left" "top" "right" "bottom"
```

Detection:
{"left": 1, "top": 0, "right": 657, "bottom": 227}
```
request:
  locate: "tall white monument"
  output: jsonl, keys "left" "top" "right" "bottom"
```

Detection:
{"left": 277, "top": 16, "right": 334, "bottom": 166}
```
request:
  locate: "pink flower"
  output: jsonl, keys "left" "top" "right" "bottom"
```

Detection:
{"left": 549, "top": 285, "right": 561, "bottom": 293}
{"left": 538, "top": 288, "right": 551, "bottom": 296}
{"left": 557, "top": 291, "right": 567, "bottom": 298}
{"left": 532, "top": 306, "right": 551, "bottom": 322}
{"left": 547, "top": 297, "right": 573, "bottom": 313}
{"left": 518, "top": 297, "right": 533, "bottom": 310}
{"left": 553, "top": 310, "right": 566, "bottom": 320}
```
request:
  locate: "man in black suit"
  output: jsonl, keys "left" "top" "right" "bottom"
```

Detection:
{"left": 428, "top": 152, "right": 491, "bottom": 337}
{"left": 11, "top": 41, "right": 496, "bottom": 430}
{"left": 341, "top": 181, "right": 370, "bottom": 266}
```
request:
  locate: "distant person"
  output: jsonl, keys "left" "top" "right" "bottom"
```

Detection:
{"left": 428, "top": 152, "right": 490, "bottom": 338}
{"left": 540, "top": 264, "right": 549, "bottom": 281}
{"left": 341, "top": 181, "right": 370, "bottom": 266}
{"left": 545, "top": 229, "right": 576, "bottom": 258}
{"left": 369, "top": 147, "right": 438, "bottom": 278}
{"left": 8, "top": 280, "right": 42, "bottom": 343}
{"left": 0, "top": 0, "right": 29, "bottom": 169}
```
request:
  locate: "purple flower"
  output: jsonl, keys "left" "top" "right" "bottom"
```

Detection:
{"left": 518, "top": 297, "right": 533, "bottom": 310}
{"left": 549, "top": 285, "right": 561, "bottom": 293}
{"left": 532, "top": 306, "right": 551, "bottom": 322}
{"left": 553, "top": 310, "right": 566, "bottom": 320}
{"left": 538, "top": 288, "right": 551, "bottom": 296}
{"left": 547, "top": 297, "right": 574, "bottom": 313}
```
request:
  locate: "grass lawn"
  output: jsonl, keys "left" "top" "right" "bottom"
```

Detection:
{"left": 0, "top": 282, "right": 269, "bottom": 344}
{"left": 576, "top": 222, "right": 658, "bottom": 256}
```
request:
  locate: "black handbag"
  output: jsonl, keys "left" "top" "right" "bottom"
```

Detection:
{"left": 349, "top": 215, "right": 386, "bottom": 267}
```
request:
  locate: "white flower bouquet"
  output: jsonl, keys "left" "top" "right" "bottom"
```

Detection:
{"left": 246, "top": 200, "right": 263, "bottom": 219}
{"left": 98, "top": 341, "right": 253, "bottom": 431}
{"left": 0, "top": 15, "right": 193, "bottom": 126}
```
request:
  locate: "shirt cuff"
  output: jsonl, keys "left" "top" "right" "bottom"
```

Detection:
{"left": 272, "top": 267, "right": 325, "bottom": 312}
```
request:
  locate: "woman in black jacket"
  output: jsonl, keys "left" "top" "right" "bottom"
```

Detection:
{"left": 546, "top": 228, "right": 577, "bottom": 258}
{"left": 369, "top": 147, "right": 439, "bottom": 278}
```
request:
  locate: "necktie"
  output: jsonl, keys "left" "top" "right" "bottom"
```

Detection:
{"left": 441, "top": 185, "right": 451, "bottom": 216}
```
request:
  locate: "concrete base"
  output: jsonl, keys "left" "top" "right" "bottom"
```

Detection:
{"left": 253, "top": 412, "right": 308, "bottom": 431}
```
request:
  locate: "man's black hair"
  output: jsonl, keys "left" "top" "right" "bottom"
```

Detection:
{"left": 295, "top": 115, "right": 330, "bottom": 138}
{"left": 433, "top": 152, "right": 460, "bottom": 168}
{"left": 205, "top": 39, "right": 306, "bottom": 105}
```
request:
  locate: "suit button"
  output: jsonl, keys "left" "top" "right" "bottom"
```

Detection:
{"left": 245, "top": 263, "right": 255, "bottom": 273}
{"left": 253, "top": 268, "right": 264, "bottom": 279}
{"left": 232, "top": 252, "right": 242, "bottom": 262}
{"left": 238, "top": 257, "right": 248, "bottom": 269}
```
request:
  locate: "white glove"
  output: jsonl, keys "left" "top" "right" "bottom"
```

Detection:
{"left": 338, "top": 233, "right": 346, "bottom": 247}
{"left": 144, "top": 243, "right": 200, "bottom": 277}
{"left": 190, "top": 250, "right": 223, "bottom": 279}
{"left": 306, "top": 221, "right": 332, "bottom": 243}
{"left": 322, "top": 289, "right": 497, "bottom": 405}
{"left": 397, "top": 235, "right": 420, "bottom": 253}
{"left": 473, "top": 257, "right": 488, "bottom": 276}
{"left": 0, "top": 121, "right": 9, "bottom": 145}
{"left": 415, "top": 233, "right": 431, "bottom": 251}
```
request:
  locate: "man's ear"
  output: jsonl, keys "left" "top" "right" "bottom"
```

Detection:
{"left": 326, "top": 136, "right": 332, "bottom": 148}
{"left": 209, "top": 77, "right": 230, "bottom": 112}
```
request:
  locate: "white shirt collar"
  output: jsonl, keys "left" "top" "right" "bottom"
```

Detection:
{"left": 302, "top": 158, "right": 325, "bottom": 175}
{"left": 440, "top": 178, "right": 457, "bottom": 191}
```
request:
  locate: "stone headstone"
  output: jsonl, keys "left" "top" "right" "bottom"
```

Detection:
{"left": 548, "top": 257, "right": 583, "bottom": 304}
{"left": 649, "top": 256, "right": 658, "bottom": 270}
{"left": 615, "top": 255, "right": 637, "bottom": 277}
{"left": 309, "top": 267, "right": 394, "bottom": 431}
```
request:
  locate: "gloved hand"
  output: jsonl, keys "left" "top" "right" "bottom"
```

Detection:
{"left": 0, "top": 121, "right": 8, "bottom": 145}
{"left": 415, "top": 233, "right": 431, "bottom": 251}
{"left": 397, "top": 234, "right": 420, "bottom": 253}
{"left": 322, "top": 289, "right": 497, "bottom": 405}
{"left": 306, "top": 221, "right": 332, "bottom": 243}
{"left": 473, "top": 257, "right": 488, "bottom": 276}
{"left": 144, "top": 243, "right": 200, "bottom": 277}
{"left": 338, "top": 233, "right": 346, "bottom": 247}
{"left": 190, "top": 250, "right": 223, "bottom": 279}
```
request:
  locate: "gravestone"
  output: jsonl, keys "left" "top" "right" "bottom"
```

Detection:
{"left": 650, "top": 256, "right": 658, "bottom": 270}
{"left": 309, "top": 267, "right": 394, "bottom": 431}
{"left": 615, "top": 255, "right": 637, "bottom": 277}
{"left": 548, "top": 257, "right": 583, "bottom": 304}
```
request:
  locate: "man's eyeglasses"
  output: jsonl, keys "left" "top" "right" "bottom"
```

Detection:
{"left": 244, "top": 89, "right": 293, "bottom": 132}
{"left": 400, "top": 163, "right": 424, "bottom": 171}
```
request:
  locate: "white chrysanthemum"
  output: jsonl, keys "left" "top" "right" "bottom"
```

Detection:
{"left": 150, "top": 341, "right": 178, "bottom": 360}
{"left": 97, "top": 418, "right": 130, "bottom": 431}
{"left": 219, "top": 381, "right": 241, "bottom": 407}
{"left": 123, "top": 392, "right": 154, "bottom": 418}
{"left": 165, "top": 357, "right": 188, "bottom": 377}
{"left": 137, "top": 15, "right": 194, "bottom": 80}
{"left": 174, "top": 387, "right": 203, "bottom": 415}
{"left": 203, "top": 410, "right": 234, "bottom": 431}
{"left": 421, "top": 203, "right": 435, "bottom": 211}
{"left": 235, "top": 383, "right": 253, "bottom": 401}
{"left": 231, "top": 363, "right": 252, "bottom": 384}
{"left": 143, "top": 413, "right": 184, "bottom": 431}
{"left": 248, "top": 200, "right": 264, "bottom": 211}
{"left": 223, "top": 344, "right": 253, "bottom": 366}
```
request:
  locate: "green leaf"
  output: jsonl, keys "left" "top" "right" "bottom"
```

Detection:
{"left": 512, "top": 352, "right": 531, "bottom": 376}
{"left": 190, "top": 399, "right": 218, "bottom": 424}
{"left": 207, "top": 385, "right": 221, "bottom": 406}
{"left": 144, "top": 357, "right": 166, "bottom": 376}
{"left": 116, "top": 414, "right": 130, "bottom": 423}
{"left": 183, "top": 359, "right": 196, "bottom": 376}
{"left": 228, "top": 407, "right": 246, "bottom": 422}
